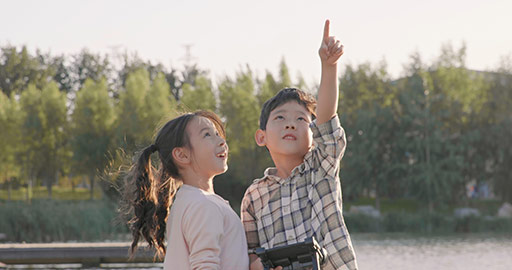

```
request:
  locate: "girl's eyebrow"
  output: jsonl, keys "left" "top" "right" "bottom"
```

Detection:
{"left": 199, "top": 126, "right": 212, "bottom": 134}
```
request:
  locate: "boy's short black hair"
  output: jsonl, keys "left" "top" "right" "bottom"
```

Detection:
{"left": 259, "top": 88, "right": 317, "bottom": 130}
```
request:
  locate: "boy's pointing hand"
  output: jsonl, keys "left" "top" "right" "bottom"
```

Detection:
{"left": 319, "top": 19, "right": 344, "bottom": 66}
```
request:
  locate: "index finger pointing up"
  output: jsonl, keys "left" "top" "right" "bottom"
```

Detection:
{"left": 323, "top": 19, "right": 330, "bottom": 41}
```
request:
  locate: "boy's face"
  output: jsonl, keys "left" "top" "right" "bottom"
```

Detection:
{"left": 255, "top": 101, "right": 313, "bottom": 159}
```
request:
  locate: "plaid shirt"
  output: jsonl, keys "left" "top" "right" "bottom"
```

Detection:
{"left": 241, "top": 115, "right": 358, "bottom": 270}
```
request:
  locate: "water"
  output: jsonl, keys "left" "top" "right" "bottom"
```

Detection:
{"left": 5, "top": 233, "right": 512, "bottom": 269}
{"left": 352, "top": 233, "right": 512, "bottom": 270}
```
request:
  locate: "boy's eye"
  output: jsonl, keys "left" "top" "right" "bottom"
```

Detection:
{"left": 274, "top": 115, "right": 284, "bottom": 120}
{"left": 298, "top": 117, "right": 306, "bottom": 121}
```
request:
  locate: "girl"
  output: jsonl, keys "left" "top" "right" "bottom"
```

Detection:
{"left": 124, "top": 110, "right": 249, "bottom": 270}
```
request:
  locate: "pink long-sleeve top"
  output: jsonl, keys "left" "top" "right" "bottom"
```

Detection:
{"left": 164, "top": 184, "right": 249, "bottom": 270}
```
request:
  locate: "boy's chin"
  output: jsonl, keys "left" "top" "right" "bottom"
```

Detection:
{"left": 274, "top": 146, "right": 310, "bottom": 157}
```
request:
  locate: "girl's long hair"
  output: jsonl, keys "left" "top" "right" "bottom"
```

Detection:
{"left": 123, "top": 110, "right": 225, "bottom": 259}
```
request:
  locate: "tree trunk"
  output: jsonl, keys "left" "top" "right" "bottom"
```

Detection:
{"left": 7, "top": 178, "right": 12, "bottom": 201}
{"left": 70, "top": 174, "right": 75, "bottom": 193}
{"left": 89, "top": 173, "right": 95, "bottom": 200}
{"left": 47, "top": 178, "right": 53, "bottom": 199}
{"left": 26, "top": 178, "right": 33, "bottom": 202}
{"left": 375, "top": 187, "right": 381, "bottom": 212}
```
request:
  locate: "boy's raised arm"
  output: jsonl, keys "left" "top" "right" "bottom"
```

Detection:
{"left": 316, "top": 19, "right": 344, "bottom": 125}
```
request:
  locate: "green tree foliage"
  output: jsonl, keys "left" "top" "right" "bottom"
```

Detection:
{"left": 216, "top": 69, "right": 270, "bottom": 205}
{"left": 38, "top": 82, "right": 70, "bottom": 198}
{"left": 0, "top": 46, "right": 53, "bottom": 96}
{"left": 70, "top": 49, "right": 111, "bottom": 92}
{"left": 18, "top": 85, "right": 45, "bottom": 200}
{"left": 115, "top": 68, "right": 175, "bottom": 155}
{"left": 338, "top": 62, "right": 398, "bottom": 209}
{"left": 0, "top": 92, "right": 21, "bottom": 199}
{"left": 257, "top": 72, "right": 280, "bottom": 107}
{"left": 396, "top": 73, "right": 463, "bottom": 212}
{"left": 115, "top": 68, "right": 151, "bottom": 153}
{"left": 277, "top": 58, "right": 292, "bottom": 90}
{"left": 144, "top": 72, "right": 177, "bottom": 128}
{"left": 181, "top": 75, "right": 216, "bottom": 112}
{"left": 18, "top": 82, "right": 68, "bottom": 199}
{"left": 0, "top": 44, "right": 510, "bottom": 208}
{"left": 485, "top": 58, "right": 512, "bottom": 202}
{"left": 71, "top": 78, "right": 115, "bottom": 199}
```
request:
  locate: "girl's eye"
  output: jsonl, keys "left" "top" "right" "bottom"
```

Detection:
{"left": 204, "top": 132, "right": 211, "bottom": 137}
{"left": 275, "top": 115, "right": 284, "bottom": 120}
{"left": 298, "top": 117, "right": 305, "bottom": 121}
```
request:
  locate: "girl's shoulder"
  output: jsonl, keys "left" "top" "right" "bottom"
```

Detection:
{"left": 177, "top": 185, "right": 224, "bottom": 213}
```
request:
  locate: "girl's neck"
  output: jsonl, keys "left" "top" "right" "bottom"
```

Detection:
{"left": 180, "top": 169, "right": 215, "bottom": 193}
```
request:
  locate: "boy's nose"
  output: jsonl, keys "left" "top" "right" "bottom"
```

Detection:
{"left": 285, "top": 124, "right": 296, "bottom": 130}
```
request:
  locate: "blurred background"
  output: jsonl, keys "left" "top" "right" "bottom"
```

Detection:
{"left": 0, "top": 0, "right": 511, "bottom": 269}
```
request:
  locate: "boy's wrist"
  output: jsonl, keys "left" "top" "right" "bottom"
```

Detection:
{"left": 321, "top": 62, "right": 338, "bottom": 69}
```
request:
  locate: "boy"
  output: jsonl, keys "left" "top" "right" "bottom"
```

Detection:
{"left": 241, "top": 20, "right": 358, "bottom": 270}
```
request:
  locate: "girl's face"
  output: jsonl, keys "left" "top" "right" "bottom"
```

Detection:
{"left": 185, "top": 116, "right": 228, "bottom": 178}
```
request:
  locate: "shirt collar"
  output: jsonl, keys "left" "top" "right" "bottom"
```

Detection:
{"left": 261, "top": 162, "right": 306, "bottom": 185}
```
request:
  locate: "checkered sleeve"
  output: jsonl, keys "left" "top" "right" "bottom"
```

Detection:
{"left": 240, "top": 187, "right": 260, "bottom": 249}
{"left": 309, "top": 115, "right": 347, "bottom": 177}
{"left": 309, "top": 115, "right": 358, "bottom": 269}
{"left": 310, "top": 178, "right": 357, "bottom": 270}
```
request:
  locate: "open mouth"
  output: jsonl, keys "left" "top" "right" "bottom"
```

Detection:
{"left": 282, "top": 134, "right": 297, "bottom": 140}
{"left": 216, "top": 151, "right": 227, "bottom": 158}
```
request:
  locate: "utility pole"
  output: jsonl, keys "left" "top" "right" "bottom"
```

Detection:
{"left": 180, "top": 44, "right": 198, "bottom": 86}
{"left": 181, "top": 44, "right": 196, "bottom": 68}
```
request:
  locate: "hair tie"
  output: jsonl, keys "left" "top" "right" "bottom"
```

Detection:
{"left": 149, "top": 144, "right": 158, "bottom": 153}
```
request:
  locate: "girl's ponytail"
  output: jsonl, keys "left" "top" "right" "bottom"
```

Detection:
{"left": 128, "top": 144, "right": 159, "bottom": 256}
{"left": 154, "top": 168, "right": 180, "bottom": 256}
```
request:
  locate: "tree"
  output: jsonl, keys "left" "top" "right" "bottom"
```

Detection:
{"left": 18, "top": 84, "right": 45, "bottom": 201}
{"left": 70, "top": 49, "right": 112, "bottom": 92}
{"left": 396, "top": 72, "right": 463, "bottom": 212}
{"left": 180, "top": 75, "right": 216, "bottom": 112}
{"left": 0, "top": 46, "right": 52, "bottom": 96}
{"left": 72, "top": 78, "right": 115, "bottom": 199}
{"left": 485, "top": 58, "right": 512, "bottom": 202}
{"left": 257, "top": 71, "right": 279, "bottom": 107}
{"left": 0, "top": 91, "right": 21, "bottom": 200}
{"left": 338, "top": 62, "right": 399, "bottom": 208}
{"left": 143, "top": 72, "right": 176, "bottom": 128}
{"left": 115, "top": 68, "right": 175, "bottom": 155}
{"left": 38, "top": 81, "right": 70, "bottom": 198}
{"left": 115, "top": 68, "right": 151, "bottom": 154}
{"left": 217, "top": 69, "right": 268, "bottom": 205}
{"left": 277, "top": 58, "right": 292, "bottom": 90}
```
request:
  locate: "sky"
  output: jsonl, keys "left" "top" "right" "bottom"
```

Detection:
{"left": 1, "top": 0, "right": 511, "bottom": 86}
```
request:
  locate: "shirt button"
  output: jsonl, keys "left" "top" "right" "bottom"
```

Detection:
{"left": 283, "top": 206, "right": 290, "bottom": 214}
{"left": 287, "top": 235, "right": 295, "bottom": 241}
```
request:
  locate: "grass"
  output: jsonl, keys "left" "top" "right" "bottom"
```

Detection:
{"left": 345, "top": 197, "right": 420, "bottom": 213}
{"left": 0, "top": 199, "right": 128, "bottom": 242}
{"left": 0, "top": 186, "right": 103, "bottom": 201}
{"left": 344, "top": 197, "right": 503, "bottom": 215}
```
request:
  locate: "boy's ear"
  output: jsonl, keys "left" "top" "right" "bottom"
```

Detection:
{"left": 254, "top": 129, "right": 267, "bottom": 147}
{"left": 172, "top": 147, "right": 190, "bottom": 165}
